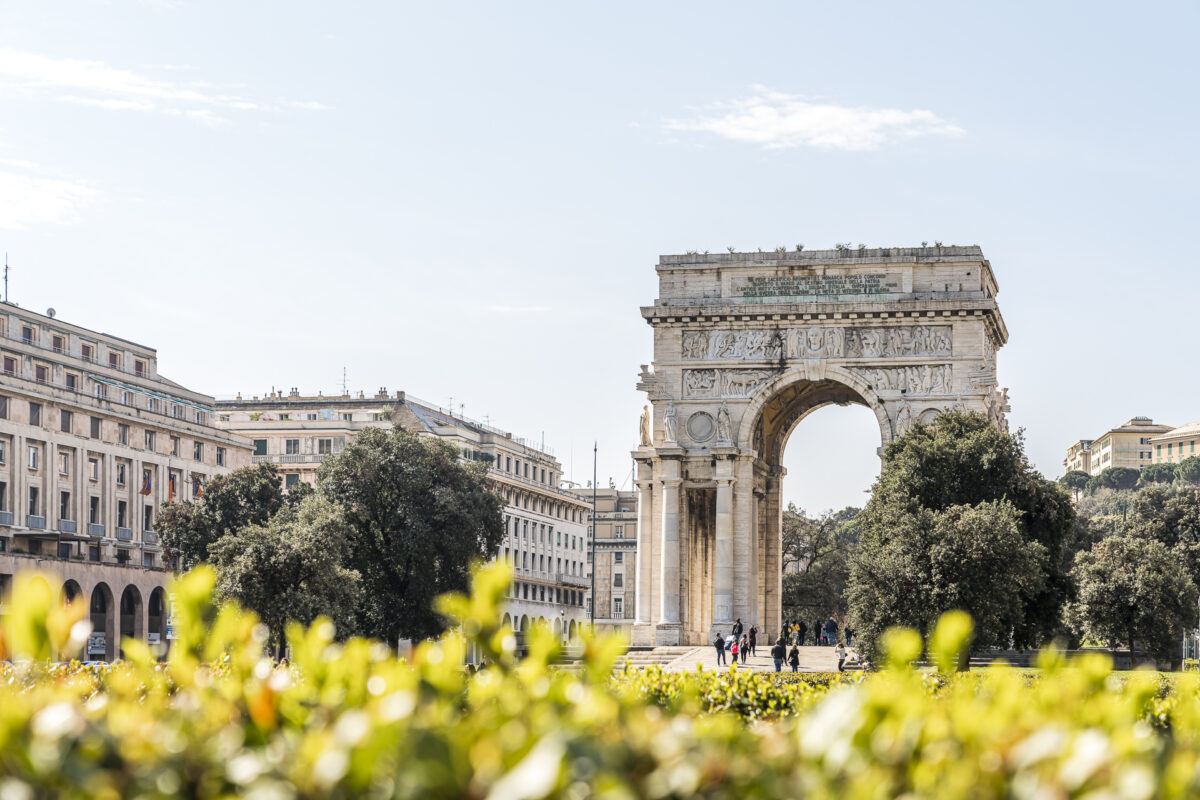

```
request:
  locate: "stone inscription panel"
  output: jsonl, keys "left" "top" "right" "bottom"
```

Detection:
{"left": 732, "top": 272, "right": 903, "bottom": 299}
{"left": 682, "top": 325, "right": 951, "bottom": 361}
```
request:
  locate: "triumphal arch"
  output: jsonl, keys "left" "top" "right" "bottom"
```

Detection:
{"left": 631, "top": 246, "right": 1010, "bottom": 646}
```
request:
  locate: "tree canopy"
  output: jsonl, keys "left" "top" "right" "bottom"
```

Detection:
{"left": 781, "top": 505, "right": 859, "bottom": 622}
{"left": 1138, "top": 462, "right": 1177, "bottom": 486}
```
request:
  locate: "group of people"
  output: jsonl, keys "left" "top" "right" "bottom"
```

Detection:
{"left": 712, "top": 616, "right": 851, "bottom": 673}
{"left": 783, "top": 617, "right": 852, "bottom": 648}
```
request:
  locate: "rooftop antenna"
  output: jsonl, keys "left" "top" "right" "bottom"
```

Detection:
{"left": 340, "top": 366, "right": 348, "bottom": 396}
{"left": 3, "top": 253, "right": 8, "bottom": 303}
{"left": 448, "top": 396, "right": 454, "bottom": 417}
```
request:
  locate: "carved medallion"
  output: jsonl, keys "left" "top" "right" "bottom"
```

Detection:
{"left": 686, "top": 412, "right": 716, "bottom": 443}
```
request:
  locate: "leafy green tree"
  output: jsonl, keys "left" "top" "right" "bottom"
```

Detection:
{"left": 1180, "top": 456, "right": 1200, "bottom": 485}
{"left": 318, "top": 426, "right": 505, "bottom": 644}
{"left": 848, "top": 412, "right": 1075, "bottom": 654}
{"left": 157, "top": 463, "right": 287, "bottom": 569}
{"left": 848, "top": 500, "right": 1045, "bottom": 660}
{"left": 781, "top": 505, "right": 860, "bottom": 621}
{"left": 209, "top": 494, "right": 361, "bottom": 652}
{"left": 1070, "top": 535, "right": 1197, "bottom": 662}
{"left": 1059, "top": 470, "right": 1091, "bottom": 500}
{"left": 1138, "top": 462, "right": 1177, "bottom": 486}
{"left": 1098, "top": 466, "right": 1140, "bottom": 492}
{"left": 1123, "top": 485, "right": 1200, "bottom": 579}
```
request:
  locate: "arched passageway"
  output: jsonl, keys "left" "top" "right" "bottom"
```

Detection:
{"left": 62, "top": 580, "right": 83, "bottom": 606}
{"left": 89, "top": 583, "right": 115, "bottom": 662}
{"left": 119, "top": 585, "right": 143, "bottom": 657}
{"left": 148, "top": 588, "right": 167, "bottom": 655}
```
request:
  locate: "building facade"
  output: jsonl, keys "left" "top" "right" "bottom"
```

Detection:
{"left": 215, "top": 390, "right": 592, "bottom": 640}
{"left": 573, "top": 486, "right": 638, "bottom": 636}
{"left": 1150, "top": 422, "right": 1200, "bottom": 465}
{"left": 0, "top": 303, "right": 252, "bottom": 659}
{"left": 1064, "top": 417, "right": 1172, "bottom": 476}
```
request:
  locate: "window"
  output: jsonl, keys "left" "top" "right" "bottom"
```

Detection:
{"left": 216, "top": 447, "right": 226, "bottom": 467}
{"left": 145, "top": 430, "right": 155, "bottom": 450}
{"left": 613, "top": 598, "right": 623, "bottom": 616}
{"left": 21, "top": 326, "right": 33, "bottom": 344}
{"left": 148, "top": 397, "right": 157, "bottom": 413}
{"left": 1157, "top": 445, "right": 1162, "bottom": 455}
{"left": 109, "top": 351, "right": 121, "bottom": 368}
{"left": 279, "top": 414, "right": 290, "bottom": 421}
{"left": 193, "top": 442, "right": 203, "bottom": 461}
{"left": 58, "top": 452, "right": 69, "bottom": 476}
{"left": 27, "top": 445, "right": 39, "bottom": 471}
{"left": 318, "top": 438, "right": 332, "bottom": 455}
{"left": 29, "top": 402, "right": 41, "bottom": 426}
{"left": 253, "top": 439, "right": 267, "bottom": 456}
{"left": 306, "top": 413, "right": 317, "bottom": 421}
{"left": 170, "top": 436, "right": 180, "bottom": 456}
{"left": 143, "top": 504, "right": 153, "bottom": 530}
{"left": 194, "top": 410, "right": 204, "bottom": 425}
{"left": 34, "top": 364, "right": 48, "bottom": 383}
{"left": 60, "top": 410, "right": 72, "bottom": 433}
{"left": 285, "top": 474, "right": 300, "bottom": 489}
{"left": 134, "top": 360, "right": 146, "bottom": 377}
{"left": 52, "top": 334, "right": 65, "bottom": 353}
{"left": 285, "top": 439, "right": 300, "bottom": 455}
{"left": 172, "top": 405, "right": 181, "bottom": 419}
{"left": 615, "top": 525, "right": 624, "bottom": 539}
{"left": 88, "top": 458, "right": 99, "bottom": 481}
{"left": 121, "top": 390, "right": 133, "bottom": 406}
{"left": 28, "top": 486, "right": 39, "bottom": 515}
{"left": 342, "top": 413, "right": 352, "bottom": 422}
{"left": 506, "top": 457, "right": 511, "bottom": 471}
{"left": 0, "top": 396, "right": 6, "bottom": 420}
{"left": 80, "top": 343, "right": 93, "bottom": 362}
{"left": 60, "top": 491, "right": 71, "bottom": 521}
{"left": 94, "top": 383, "right": 106, "bottom": 400}
{"left": 613, "top": 573, "right": 623, "bottom": 587}
{"left": 0, "top": 440, "right": 5, "bottom": 464}
{"left": 1, "top": 356, "right": 14, "bottom": 376}
{"left": 89, "top": 416, "right": 100, "bottom": 439}
{"left": 587, "top": 526, "right": 592, "bottom": 537}
{"left": 541, "top": 469, "right": 546, "bottom": 483}
{"left": 65, "top": 373, "right": 77, "bottom": 392}
{"left": 614, "top": 552, "right": 624, "bottom": 564}
{"left": 116, "top": 463, "right": 126, "bottom": 486}
{"left": 1168, "top": 444, "right": 1174, "bottom": 456}
{"left": 89, "top": 496, "right": 100, "bottom": 524}
{"left": 118, "top": 424, "right": 129, "bottom": 445}
{"left": 117, "top": 500, "right": 127, "bottom": 528}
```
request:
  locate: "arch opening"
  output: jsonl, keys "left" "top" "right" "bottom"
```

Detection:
{"left": 120, "top": 585, "right": 144, "bottom": 657}
{"left": 89, "top": 583, "right": 115, "bottom": 662}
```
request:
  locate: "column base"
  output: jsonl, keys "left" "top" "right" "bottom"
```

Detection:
{"left": 630, "top": 623, "right": 655, "bottom": 647}
{"left": 654, "top": 623, "right": 682, "bottom": 646}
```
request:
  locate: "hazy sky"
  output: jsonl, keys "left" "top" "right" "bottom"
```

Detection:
{"left": 2, "top": 2, "right": 1198, "bottom": 512}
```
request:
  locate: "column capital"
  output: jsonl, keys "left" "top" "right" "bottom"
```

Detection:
{"left": 659, "top": 478, "right": 682, "bottom": 488}
{"left": 715, "top": 477, "right": 735, "bottom": 488}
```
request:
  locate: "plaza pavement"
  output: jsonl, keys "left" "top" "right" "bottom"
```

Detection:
{"left": 662, "top": 643, "right": 857, "bottom": 673}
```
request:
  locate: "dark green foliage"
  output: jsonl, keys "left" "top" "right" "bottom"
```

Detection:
{"left": 156, "top": 463, "right": 287, "bottom": 569}
{"left": 847, "top": 412, "right": 1074, "bottom": 659}
{"left": 1059, "top": 470, "right": 1090, "bottom": 499}
{"left": 1139, "top": 462, "right": 1178, "bottom": 486}
{"left": 1069, "top": 535, "right": 1198, "bottom": 661}
{"left": 781, "top": 505, "right": 859, "bottom": 621}
{"left": 1180, "top": 456, "right": 1200, "bottom": 485}
{"left": 318, "top": 426, "right": 505, "bottom": 644}
{"left": 1097, "top": 466, "right": 1140, "bottom": 492}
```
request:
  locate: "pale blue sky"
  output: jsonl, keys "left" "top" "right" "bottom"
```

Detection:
{"left": 2, "top": 2, "right": 1198, "bottom": 511}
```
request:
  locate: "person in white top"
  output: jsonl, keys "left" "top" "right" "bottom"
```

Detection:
{"left": 834, "top": 643, "right": 847, "bottom": 672}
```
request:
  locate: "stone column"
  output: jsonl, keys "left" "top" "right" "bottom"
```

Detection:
{"left": 658, "top": 476, "right": 681, "bottom": 627}
{"left": 634, "top": 479, "right": 653, "bottom": 625}
{"left": 712, "top": 476, "right": 734, "bottom": 625}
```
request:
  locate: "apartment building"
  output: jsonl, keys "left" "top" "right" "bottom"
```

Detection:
{"left": 0, "top": 303, "right": 252, "bottom": 659}
{"left": 1062, "top": 417, "right": 1173, "bottom": 476}
{"left": 215, "top": 389, "right": 592, "bottom": 641}
{"left": 1150, "top": 422, "right": 1200, "bottom": 465}
{"left": 571, "top": 486, "right": 637, "bottom": 636}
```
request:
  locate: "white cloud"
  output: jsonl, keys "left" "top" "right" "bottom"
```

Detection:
{"left": 665, "top": 86, "right": 964, "bottom": 151}
{"left": 0, "top": 49, "right": 326, "bottom": 125}
{"left": 488, "top": 305, "right": 549, "bottom": 314}
{"left": 0, "top": 165, "right": 102, "bottom": 229}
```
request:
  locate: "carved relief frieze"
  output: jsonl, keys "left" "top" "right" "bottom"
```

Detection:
{"left": 850, "top": 364, "right": 953, "bottom": 394}
{"left": 682, "top": 368, "right": 774, "bottom": 398}
{"left": 681, "top": 324, "right": 951, "bottom": 361}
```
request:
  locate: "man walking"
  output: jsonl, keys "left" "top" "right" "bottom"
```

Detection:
{"left": 748, "top": 625, "right": 758, "bottom": 657}
{"left": 713, "top": 631, "right": 726, "bottom": 666}
{"left": 814, "top": 618, "right": 823, "bottom": 646}
{"left": 771, "top": 637, "right": 786, "bottom": 673}
{"left": 732, "top": 618, "right": 743, "bottom": 642}
{"left": 825, "top": 617, "right": 838, "bottom": 647}
{"left": 797, "top": 620, "right": 807, "bottom": 647}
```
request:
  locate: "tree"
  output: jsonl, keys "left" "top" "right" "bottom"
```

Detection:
{"left": 318, "top": 426, "right": 505, "bottom": 644}
{"left": 1123, "top": 485, "right": 1200, "bottom": 580}
{"left": 1138, "top": 462, "right": 1177, "bottom": 486}
{"left": 1059, "top": 470, "right": 1091, "bottom": 500}
{"left": 781, "top": 505, "right": 859, "bottom": 621}
{"left": 847, "top": 500, "right": 1045, "bottom": 660}
{"left": 156, "top": 463, "right": 288, "bottom": 569}
{"left": 1180, "top": 456, "right": 1200, "bottom": 485}
{"left": 208, "top": 494, "right": 362, "bottom": 651}
{"left": 848, "top": 412, "right": 1075, "bottom": 653}
{"left": 1098, "top": 466, "right": 1140, "bottom": 492}
{"left": 1070, "top": 535, "right": 1197, "bottom": 663}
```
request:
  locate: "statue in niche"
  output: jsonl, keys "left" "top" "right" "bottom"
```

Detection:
{"left": 893, "top": 400, "right": 913, "bottom": 437}
{"left": 639, "top": 405, "right": 652, "bottom": 447}
{"left": 663, "top": 402, "right": 678, "bottom": 444}
{"left": 716, "top": 404, "right": 733, "bottom": 443}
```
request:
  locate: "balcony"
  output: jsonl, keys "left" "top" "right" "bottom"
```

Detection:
{"left": 0, "top": 510, "right": 12, "bottom": 526}
{"left": 556, "top": 572, "right": 590, "bottom": 588}
{"left": 27, "top": 514, "right": 46, "bottom": 530}
{"left": 117, "top": 527, "right": 132, "bottom": 542}
{"left": 144, "top": 530, "right": 159, "bottom": 545}
{"left": 252, "top": 454, "right": 326, "bottom": 465}
{"left": 59, "top": 520, "right": 77, "bottom": 534}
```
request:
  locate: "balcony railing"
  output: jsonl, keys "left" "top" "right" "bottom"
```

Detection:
{"left": 556, "top": 572, "right": 590, "bottom": 588}
{"left": 252, "top": 454, "right": 327, "bottom": 464}
{"left": 0, "top": 510, "right": 12, "bottom": 526}
{"left": 144, "top": 530, "right": 159, "bottom": 545}
{"left": 117, "top": 527, "right": 132, "bottom": 542}
{"left": 59, "top": 520, "right": 77, "bottom": 534}
{"left": 27, "top": 515, "right": 45, "bottom": 530}
{"left": 89, "top": 523, "right": 105, "bottom": 537}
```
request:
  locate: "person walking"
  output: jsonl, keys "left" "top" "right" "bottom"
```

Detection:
{"left": 835, "top": 642, "right": 847, "bottom": 672}
{"left": 844, "top": 625, "right": 853, "bottom": 647}
{"left": 788, "top": 644, "right": 800, "bottom": 672}
{"left": 814, "top": 618, "right": 823, "bottom": 646}
{"left": 713, "top": 631, "right": 726, "bottom": 666}
{"left": 730, "top": 635, "right": 739, "bottom": 664}
{"left": 732, "top": 618, "right": 744, "bottom": 641}
{"left": 740, "top": 635, "right": 749, "bottom": 664}
{"left": 797, "top": 620, "right": 807, "bottom": 647}
{"left": 748, "top": 625, "right": 758, "bottom": 657}
{"left": 771, "top": 637, "right": 785, "bottom": 673}
{"left": 826, "top": 617, "right": 838, "bottom": 646}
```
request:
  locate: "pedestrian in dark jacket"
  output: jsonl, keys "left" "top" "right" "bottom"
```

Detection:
{"left": 732, "top": 618, "right": 743, "bottom": 640}
{"left": 825, "top": 617, "right": 838, "bottom": 646}
{"left": 788, "top": 645, "right": 800, "bottom": 672}
{"left": 771, "top": 638, "right": 786, "bottom": 672}
{"left": 713, "top": 632, "right": 726, "bottom": 666}
{"left": 748, "top": 625, "right": 758, "bottom": 656}
{"left": 797, "top": 621, "right": 807, "bottom": 647}
{"left": 814, "top": 619, "right": 823, "bottom": 645}
{"left": 844, "top": 625, "right": 853, "bottom": 647}
{"left": 740, "top": 635, "right": 749, "bottom": 664}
